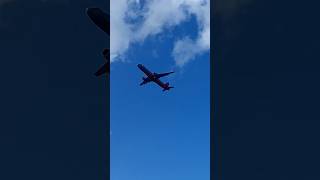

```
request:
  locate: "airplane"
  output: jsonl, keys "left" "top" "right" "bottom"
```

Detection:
{"left": 86, "top": 7, "right": 110, "bottom": 76}
{"left": 137, "top": 64, "right": 174, "bottom": 91}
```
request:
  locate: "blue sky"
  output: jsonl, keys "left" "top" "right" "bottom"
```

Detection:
{"left": 110, "top": 0, "right": 210, "bottom": 179}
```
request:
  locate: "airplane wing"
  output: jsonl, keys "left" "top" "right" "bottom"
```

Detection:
{"left": 86, "top": 8, "right": 110, "bottom": 35}
{"left": 137, "top": 64, "right": 153, "bottom": 77}
{"left": 154, "top": 72, "right": 174, "bottom": 79}
{"left": 140, "top": 77, "right": 152, "bottom": 86}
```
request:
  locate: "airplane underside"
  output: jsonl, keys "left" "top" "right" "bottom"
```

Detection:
{"left": 137, "top": 64, "right": 174, "bottom": 91}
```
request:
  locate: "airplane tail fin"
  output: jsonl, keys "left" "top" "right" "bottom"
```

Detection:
{"left": 163, "top": 82, "right": 174, "bottom": 91}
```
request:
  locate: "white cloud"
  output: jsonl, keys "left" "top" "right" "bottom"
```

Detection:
{"left": 173, "top": 37, "right": 199, "bottom": 66}
{"left": 172, "top": 0, "right": 210, "bottom": 67}
{"left": 134, "top": 0, "right": 190, "bottom": 41}
{"left": 110, "top": 0, "right": 134, "bottom": 61}
{"left": 110, "top": 0, "right": 210, "bottom": 67}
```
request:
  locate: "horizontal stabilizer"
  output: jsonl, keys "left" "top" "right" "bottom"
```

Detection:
{"left": 162, "top": 86, "right": 174, "bottom": 91}
{"left": 162, "top": 82, "right": 174, "bottom": 91}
